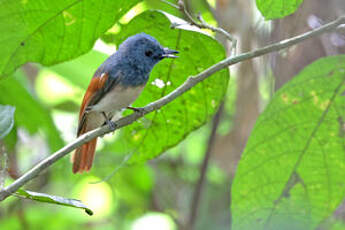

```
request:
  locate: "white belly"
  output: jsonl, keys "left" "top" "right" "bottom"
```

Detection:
{"left": 91, "top": 85, "right": 144, "bottom": 113}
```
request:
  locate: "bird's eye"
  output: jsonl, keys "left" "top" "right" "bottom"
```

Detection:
{"left": 145, "top": 50, "right": 153, "bottom": 57}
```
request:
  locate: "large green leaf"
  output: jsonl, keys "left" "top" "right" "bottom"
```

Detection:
{"left": 256, "top": 0, "right": 303, "bottom": 20}
{"left": 102, "top": 11, "right": 228, "bottom": 165}
{"left": 0, "top": 0, "right": 140, "bottom": 77}
{"left": 232, "top": 56, "right": 345, "bottom": 230}
{"left": 0, "top": 76, "right": 64, "bottom": 151}
{"left": 16, "top": 189, "right": 93, "bottom": 215}
{"left": 48, "top": 50, "right": 108, "bottom": 89}
{"left": 0, "top": 105, "right": 15, "bottom": 139}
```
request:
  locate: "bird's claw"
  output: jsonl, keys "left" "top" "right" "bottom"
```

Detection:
{"left": 102, "top": 112, "right": 117, "bottom": 132}
{"left": 106, "top": 120, "right": 117, "bottom": 131}
{"left": 100, "top": 120, "right": 117, "bottom": 138}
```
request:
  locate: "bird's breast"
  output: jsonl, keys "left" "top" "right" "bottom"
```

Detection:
{"left": 92, "top": 85, "right": 145, "bottom": 113}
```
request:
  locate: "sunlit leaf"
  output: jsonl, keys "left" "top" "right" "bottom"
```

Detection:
{"left": 256, "top": 0, "right": 303, "bottom": 19}
{"left": 16, "top": 189, "right": 93, "bottom": 215}
{"left": 0, "top": 105, "right": 15, "bottom": 139}
{"left": 47, "top": 50, "right": 108, "bottom": 89}
{"left": 102, "top": 11, "right": 228, "bottom": 165}
{"left": 0, "top": 0, "right": 141, "bottom": 77}
{"left": 232, "top": 56, "right": 345, "bottom": 230}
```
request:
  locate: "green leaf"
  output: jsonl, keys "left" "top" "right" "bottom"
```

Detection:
{"left": 103, "top": 11, "right": 228, "bottom": 165}
{"left": 0, "top": 105, "right": 15, "bottom": 139}
{"left": 48, "top": 50, "right": 108, "bottom": 89}
{"left": 231, "top": 56, "right": 345, "bottom": 230}
{"left": 0, "top": 0, "right": 141, "bottom": 77}
{"left": 256, "top": 0, "right": 303, "bottom": 19}
{"left": 0, "top": 76, "right": 64, "bottom": 151}
{"left": 16, "top": 189, "right": 93, "bottom": 215}
{"left": 3, "top": 126, "right": 17, "bottom": 152}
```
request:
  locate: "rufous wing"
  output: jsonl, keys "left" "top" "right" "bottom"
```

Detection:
{"left": 72, "top": 72, "right": 109, "bottom": 174}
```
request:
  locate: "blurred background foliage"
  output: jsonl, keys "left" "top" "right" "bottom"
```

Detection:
{"left": 0, "top": 0, "right": 345, "bottom": 230}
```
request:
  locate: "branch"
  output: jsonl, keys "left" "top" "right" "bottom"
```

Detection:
{"left": 186, "top": 102, "right": 224, "bottom": 230}
{"left": 178, "top": 0, "right": 237, "bottom": 48}
{"left": 0, "top": 15, "right": 344, "bottom": 202}
{"left": 160, "top": 0, "right": 236, "bottom": 54}
{"left": 160, "top": 0, "right": 180, "bottom": 9}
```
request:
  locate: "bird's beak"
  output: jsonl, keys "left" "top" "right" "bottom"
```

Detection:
{"left": 161, "top": 48, "right": 179, "bottom": 58}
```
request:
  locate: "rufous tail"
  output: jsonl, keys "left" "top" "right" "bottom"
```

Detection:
{"left": 72, "top": 138, "right": 97, "bottom": 174}
{"left": 72, "top": 118, "right": 98, "bottom": 174}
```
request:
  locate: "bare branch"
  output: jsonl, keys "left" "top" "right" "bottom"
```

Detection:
{"left": 0, "top": 14, "right": 344, "bottom": 202}
{"left": 186, "top": 103, "right": 224, "bottom": 230}
{"left": 160, "top": 0, "right": 236, "bottom": 54}
{"left": 160, "top": 0, "right": 180, "bottom": 9}
{"left": 176, "top": 0, "right": 237, "bottom": 54}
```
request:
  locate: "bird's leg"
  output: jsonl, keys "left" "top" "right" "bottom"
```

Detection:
{"left": 102, "top": 112, "right": 117, "bottom": 131}
{"left": 127, "top": 106, "right": 145, "bottom": 115}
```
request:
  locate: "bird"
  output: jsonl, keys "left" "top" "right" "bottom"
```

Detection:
{"left": 72, "top": 33, "right": 178, "bottom": 173}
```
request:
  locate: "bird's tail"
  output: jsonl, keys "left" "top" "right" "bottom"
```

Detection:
{"left": 72, "top": 138, "right": 98, "bottom": 173}
{"left": 72, "top": 118, "right": 98, "bottom": 174}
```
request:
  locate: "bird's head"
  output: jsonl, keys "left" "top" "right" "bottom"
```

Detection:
{"left": 119, "top": 33, "right": 178, "bottom": 73}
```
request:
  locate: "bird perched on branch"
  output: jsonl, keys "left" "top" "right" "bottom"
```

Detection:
{"left": 72, "top": 33, "right": 178, "bottom": 173}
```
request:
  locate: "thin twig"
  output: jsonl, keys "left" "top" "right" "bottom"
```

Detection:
{"left": 176, "top": 0, "right": 237, "bottom": 54}
{"left": 187, "top": 102, "right": 224, "bottom": 230}
{"left": 0, "top": 15, "right": 344, "bottom": 202}
{"left": 160, "top": 0, "right": 180, "bottom": 9}
{"left": 160, "top": 0, "right": 236, "bottom": 53}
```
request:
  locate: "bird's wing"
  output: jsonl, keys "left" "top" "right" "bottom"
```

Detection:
{"left": 77, "top": 70, "right": 123, "bottom": 135}
{"left": 72, "top": 70, "right": 123, "bottom": 173}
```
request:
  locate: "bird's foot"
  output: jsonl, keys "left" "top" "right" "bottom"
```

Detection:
{"left": 127, "top": 106, "right": 145, "bottom": 115}
{"left": 106, "top": 119, "right": 117, "bottom": 131}
{"left": 100, "top": 120, "right": 117, "bottom": 138}
{"left": 102, "top": 112, "right": 117, "bottom": 132}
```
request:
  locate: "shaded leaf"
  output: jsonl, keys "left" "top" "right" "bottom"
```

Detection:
{"left": 0, "top": 105, "right": 15, "bottom": 139}
{"left": 16, "top": 189, "right": 93, "bottom": 215}
{"left": 0, "top": 0, "right": 141, "bottom": 77}
{"left": 256, "top": 0, "right": 303, "bottom": 20}
{"left": 0, "top": 76, "right": 64, "bottom": 151}
{"left": 102, "top": 11, "right": 228, "bottom": 165}
{"left": 232, "top": 56, "right": 345, "bottom": 230}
